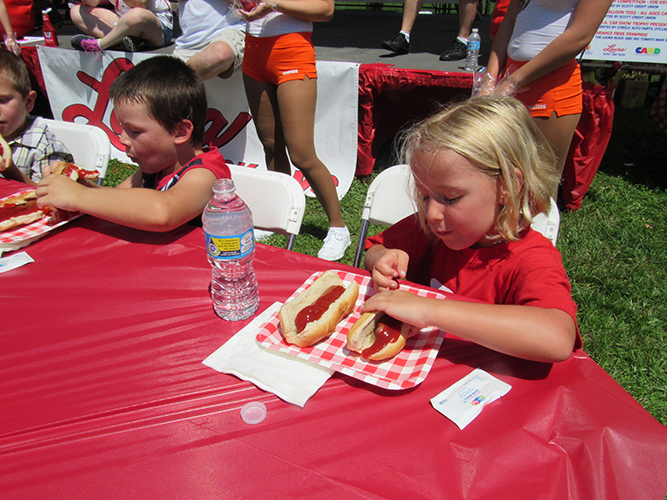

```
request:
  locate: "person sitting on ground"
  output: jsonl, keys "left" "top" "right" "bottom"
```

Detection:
{"left": 173, "top": 0, "right": 245, "bottom": 80}
{"left": 69, "top": 0, "right": 173, "bottom": 54}
{"left": 363, "top": 96, "right": 579, "bottom": 363}
{"left": 36, "top": 56, "right": 231, "bottom": 232}
{"left": 382, "top": 0, "right": 478, "bottom": 61}
{"left": 0, "top": 50, "right": 73, "bottom": 185}
{"left": 0, "top": 0, "right": 21, "bottom": 55}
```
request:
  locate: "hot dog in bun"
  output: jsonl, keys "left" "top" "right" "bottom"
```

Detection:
{"left": 0, "top": 133, "right": 11, "bottom": 172}
{"left": 347, "top": 311, "right": 411, "bottom": 361}
{"left": 0, "top": 190, "right": 48, "bottom": 232}
{"left": 279, "top": 270, "right": 359, "bottom": 347}
{"left": 0, "top": 161, "right": 98, "bottom": 232}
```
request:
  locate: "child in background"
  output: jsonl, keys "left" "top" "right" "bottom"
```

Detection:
{"left": 36, "top": 55, "right": 231, "bottom": 232}
{"left": 0, "top": 51, "right": 73, "bottom": 184}
{"left": 362, "top": 96, "right": 578, "bottom": 363}
{"left": 69, "top": 0, "right": 173, "bottom": 54}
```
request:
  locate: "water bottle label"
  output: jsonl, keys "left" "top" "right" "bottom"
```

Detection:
{"left": 467, "top": 41, "right": 480, "bottom": 51}
{"left": 205, "top": 227, "right": 254, "bottom": 260}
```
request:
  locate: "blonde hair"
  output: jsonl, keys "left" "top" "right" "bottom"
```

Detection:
{"left": 398, "top": 95, "right": 559, "bottom": 242}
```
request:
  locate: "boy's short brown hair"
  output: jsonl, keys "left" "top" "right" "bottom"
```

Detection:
{"left": 109, "top": 55, "right": 207, "bottom": 147}
{"left": 0, "top": 50, "right": 32, "bottom": 98}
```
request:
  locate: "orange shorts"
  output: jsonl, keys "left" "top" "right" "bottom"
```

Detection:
{"left": 242, "top": 32, "right": 318, "bottom": 86}
{"left": 505, "top": 57, "right": 583, "bottom": 117}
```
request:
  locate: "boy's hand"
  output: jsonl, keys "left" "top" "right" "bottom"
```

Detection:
{"left": 370, "top": 247, "right": 409, "bottom": 292}
{"left": 36, "top": 175, "right": 84, "bottom": 212}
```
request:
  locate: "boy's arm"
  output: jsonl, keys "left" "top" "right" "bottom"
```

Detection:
{"left": 1, "top": 164, "right": 36, "bottom": 186}
{"left": 36, "top": 168, "right": 217, "bottom": 232}
{"left": 362, "top": 290, "right": 577, "bottom": 363}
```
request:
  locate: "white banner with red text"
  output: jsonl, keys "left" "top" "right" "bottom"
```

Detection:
{"left": 37, "top": 46, "right": 359, "bottom": 198}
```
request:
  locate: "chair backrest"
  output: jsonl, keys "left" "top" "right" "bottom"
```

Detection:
{"left": 529, "top": 200, "right": 560, "bottom": 246}
{"left": 228, "top": 165, "right": 306, "bottom": 251}
{"left": 353, "top": 165, "right": 417, "bottom": 267}
{"left": 352, "top": 164, "right": 560, "bottom": 267}
{"left": 44, "top": 119, "right": 111, "bottom": 185}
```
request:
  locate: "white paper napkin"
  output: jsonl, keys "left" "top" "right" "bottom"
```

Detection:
{"left": 203, "top": 302, "right": 334, "bottom": 407}
{"left": 0, "top": 251, "right": 34, "bottom": 274}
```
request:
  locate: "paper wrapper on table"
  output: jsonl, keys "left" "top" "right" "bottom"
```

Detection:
{"left": 203, "top": 302, "right": 334, "bottom": 407}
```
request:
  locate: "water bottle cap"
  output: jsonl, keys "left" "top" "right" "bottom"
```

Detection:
{"left": 212, "top": 178, "right": 236, "bottom": 194}
{"left": 241, "top": 401, "right": 267, "bottom": 424}
{"left": 472, "top": 28, "right": 478, "bottom": 33}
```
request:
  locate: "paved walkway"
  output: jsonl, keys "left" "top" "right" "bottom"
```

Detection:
{"left": 54, "top": 7, "right": 493, "bottom": 71}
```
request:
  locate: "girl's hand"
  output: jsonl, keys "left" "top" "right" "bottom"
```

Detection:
{"left": 371, "top": 248, "right": 409, "bottom": 292}
{"left": 361, "top": 289, "right": 432, "bottom": 333}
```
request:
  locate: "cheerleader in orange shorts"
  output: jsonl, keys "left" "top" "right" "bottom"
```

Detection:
{"left": 483, "top": 0, "right": 613, "bottom": 188}
{"left": 237, "top": 0, "right": 351, "bottom": 261}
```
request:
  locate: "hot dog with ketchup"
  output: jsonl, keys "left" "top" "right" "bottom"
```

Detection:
{"left": 346, "top": 311, "right": 411, "bottom": 361}
{"left": 279, "top": 270, "right": 359, "bottom": 348}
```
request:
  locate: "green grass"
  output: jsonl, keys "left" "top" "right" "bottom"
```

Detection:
{"left": 105, "top": 106, "right": 667, "bottom": 426}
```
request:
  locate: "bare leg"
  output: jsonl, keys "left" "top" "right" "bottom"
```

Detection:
{"left": 457, "top": 0, "right": 479, "bottom": 38}
{"left": 400, "top": 0, "right": 426, "bottom": 34}
{"left": 533, "top": 112, "right": 581, "bottom": 196}
{"left": 69, "top": 5, "right": 117, "bottom": 38}
{"left": 187, "top": 41, "right": 236, "bottom": 80}
{"left": 242, "top": 74, "right": 290, "bottom": 174}
{"left": 276, "top": 77, "right": 345, "bottom": 228}
{"left": 97, "top": 8, "right": 164, "bottom": 49}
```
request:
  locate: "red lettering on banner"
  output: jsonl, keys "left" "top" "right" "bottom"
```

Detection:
{"left": 204, "top": 109, "right": 253, "bottom": 149}
{"left": 60, "top": 58, "right": 254, "bottom": 155}
{"left": 292, "top": 170, "right": 339, "bottom": 193}
{"left": 61, "top": 58, "right": 132, "bottom": 151}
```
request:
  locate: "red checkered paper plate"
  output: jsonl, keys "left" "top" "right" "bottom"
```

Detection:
{"left": 0, "top": 189, "right": 82, "bottom": 252}
{"left": 256, "top": 270, "right": 447, "bottom": 390}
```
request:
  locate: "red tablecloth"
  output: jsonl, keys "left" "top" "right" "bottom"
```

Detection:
{"left": 1, "top": 179, "right": 666, "bottom": 499}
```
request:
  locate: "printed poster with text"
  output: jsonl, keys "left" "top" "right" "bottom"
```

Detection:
{"left": 583, "top": 0, "right": 667, "bottom": 64}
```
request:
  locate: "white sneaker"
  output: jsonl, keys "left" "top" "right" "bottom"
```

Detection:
{"left": 317, "top": 227, "right": 351, "bottom": 261}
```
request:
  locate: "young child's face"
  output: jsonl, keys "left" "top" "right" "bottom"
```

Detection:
{"left": 114, "top": 99, "right": 179, "bottom": 175}
{"left": 412, "top": 148, "right": 503, "bottom": 250}
{"left": 0, "top": 79, "right": 35, "bottom": 142}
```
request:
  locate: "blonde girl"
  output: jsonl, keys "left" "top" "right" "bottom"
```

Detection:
{"left": 363, "top": 96, "right": 579, "bottom": 363}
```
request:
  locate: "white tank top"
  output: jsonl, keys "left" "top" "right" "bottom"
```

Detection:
{"left": 246, "top": 5, "right": 312, "bottom": 38}
{"left": 507, "top": 0, "right": 579, "bottom": 61}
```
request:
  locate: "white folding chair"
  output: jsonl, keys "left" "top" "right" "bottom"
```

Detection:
{"left": 529, "top": 200, "right": 560, "bottom": 246}
{"left": 44, "top": 119, "right": 111, "bottom": 185}
{"left": 353, "top": 165, "right": 417, "bottom": 268}
{"left": 228, "top": 165, "right": 306, "bottom": 251}
{"left": 352, "top": 165, "right": 561, "bottom": 268}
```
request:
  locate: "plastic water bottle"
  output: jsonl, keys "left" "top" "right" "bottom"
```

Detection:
{"left": 203, "top": 178, "right": 259, "bottom": 321}
{"left": 42, "top": 9, "right": 59, "bottom": 48}
{"left": 465, "top": 28, "right": 480, "bottom": 71}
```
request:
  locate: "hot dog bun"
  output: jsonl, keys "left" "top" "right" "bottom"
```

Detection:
{"left": 346, "top": 311, "right": 410, "bottom": 361}
{"left": 0, "top": 133, "right": 11, "bottom": 171}
{"left": 0, "top": 191, "right": 45, "bottom": 232}
{"left": 279, "top": 270, "right": 359, "bottom": 347}
{"left": 51, "top": 161, "right": 99, "bottom": 182}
